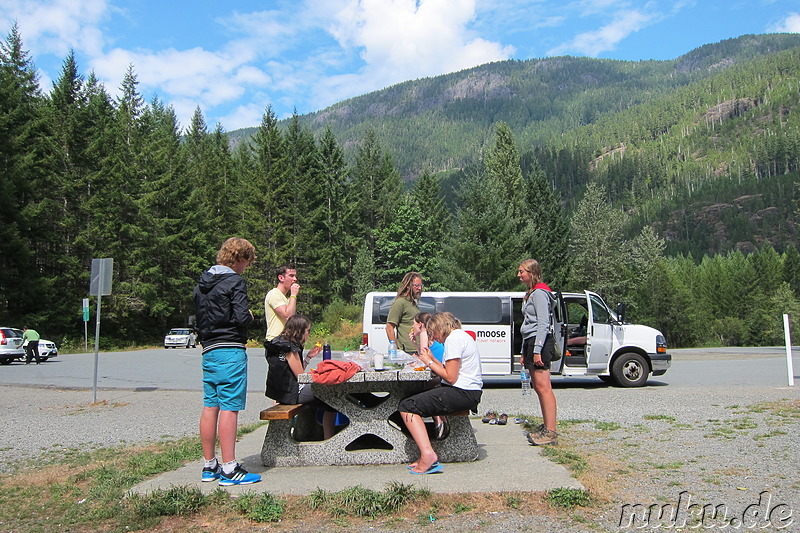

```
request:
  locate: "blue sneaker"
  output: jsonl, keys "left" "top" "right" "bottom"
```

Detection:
{"left": 201, "top": 462, "right": 220, "bottom": 482}
{"left": 218, "top": 464, "right": 261, "bottom": 486}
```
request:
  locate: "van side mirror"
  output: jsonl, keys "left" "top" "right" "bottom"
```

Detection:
{"left": 616, "top": 303, "right": 626, "bottom": 324}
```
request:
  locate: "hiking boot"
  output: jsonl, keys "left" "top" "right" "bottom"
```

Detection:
{"left": 218, "top": 464, "right": 261, "bottom": 486}
{"left": 201, "top": 462, "right": 220, "bottom": 482}
{"left": 529, "top": 428, "right": 558, "bottom": 446}
{"left": 526, "top": 423, "right": 546, "bottom": 444}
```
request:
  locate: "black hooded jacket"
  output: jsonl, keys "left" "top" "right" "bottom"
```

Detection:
{"left": 193, "top": 266, "right": 253, "bottom": 354}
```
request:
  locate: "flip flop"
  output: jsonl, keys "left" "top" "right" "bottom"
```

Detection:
{"left": 408, "top": 461, "right": 440, "bottom": 470}
{"left": 409, "top": 463, "right": 444, "bottom": 475}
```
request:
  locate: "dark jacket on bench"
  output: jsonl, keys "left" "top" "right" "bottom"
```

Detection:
{"left": 265, "top": 337, "right": 304, "bottom": 404}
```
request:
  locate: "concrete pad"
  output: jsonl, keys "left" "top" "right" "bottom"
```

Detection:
{"left": 130, "top": 419, "right": 583, "bottom": 497}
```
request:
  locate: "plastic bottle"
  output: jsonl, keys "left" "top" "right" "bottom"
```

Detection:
{"left": 322, "top": 342, "right": 332, "bottom": 361}
{"left": 388, "top": 340, "right": 397, "bottom": 362}
{"left": 520, "top": 368, "right": 531, "bottom": 396}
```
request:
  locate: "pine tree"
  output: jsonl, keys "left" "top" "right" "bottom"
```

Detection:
{"left": 0, "top": 23, "right": 48, "bottom": 322}
{"left": 521, "top": 156, "right": 572, "bottom": 289}
{"left": 439, "top": 169, "right": 522, "bottom": 290}
{"left": 410, "top": 171, "right": 450, "bottom": 289}
{"left": 316, "top": 127, "right": 351, "bottom": 302}
{"left": 349, "top": 129, "right": 403, "bottom": 255}
{"left": 569, "top": 182, "right": 628, "bottom": 301}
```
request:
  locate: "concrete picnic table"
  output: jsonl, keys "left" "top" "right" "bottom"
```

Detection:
{"left": 260, "top": 367, "right": 479, "bottom": 467}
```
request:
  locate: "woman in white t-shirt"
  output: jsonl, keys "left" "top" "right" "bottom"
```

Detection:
{"left": 398, "top": 312, "right": 483, "bottom": 475}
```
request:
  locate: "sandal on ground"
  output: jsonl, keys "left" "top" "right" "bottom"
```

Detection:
{"left": 409, "top": 463, "right": 444, "bottom": 475}
{"left": 497, "top": 413, "right": 508, "bottom": 425}
{"left": 408, "top": 461, "right": 440, "bottom": 470}
{"left": 481, "top": 411, "right": 497, "bottom": 424}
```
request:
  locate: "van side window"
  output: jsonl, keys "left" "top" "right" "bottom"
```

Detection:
{"left": 375, "top": 296, "right": 436, "bottom": 323}
{"left": 442, "top": 297, "right": 503, "bottom": 324}
{"left": 589, "top": 295, "right": 611, "bottom": 324}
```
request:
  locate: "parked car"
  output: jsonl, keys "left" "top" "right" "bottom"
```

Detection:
{"left": 164, "top": 328, "right": 197, "bottom": 349}
{"left": 37, "top": 339, "right": 58, "bottom": 361}
{"left": 0, "top": 327, "right": 25, "bottom": 365}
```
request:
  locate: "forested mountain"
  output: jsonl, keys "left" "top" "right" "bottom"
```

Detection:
{"left": 1, "top": 26, "right": 798, "bottom": 349}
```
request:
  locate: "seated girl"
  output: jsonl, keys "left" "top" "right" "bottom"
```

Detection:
{"left": 264, "top": 314, "right": 336, "bottom": 439}
{"left": 398, "top": 312, "right": 483, "bottom": 474}
{"left": 408, "top": 312, "right": 447, "bottom": 439}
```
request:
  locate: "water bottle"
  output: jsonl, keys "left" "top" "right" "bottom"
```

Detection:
{"left": 322, "top": 342, "right": 332, "bottom": 361}
{"left": 520, "top": 368, "right": 531, "bottom": 396}
{"left": 388, "top": 340, "right": 397, "bottom": 362}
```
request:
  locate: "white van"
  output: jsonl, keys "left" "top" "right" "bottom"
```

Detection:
{"left": 362, "top": 291, "right": 671, "bottom": 387}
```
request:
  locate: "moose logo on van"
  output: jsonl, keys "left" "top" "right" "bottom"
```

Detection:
{"left": 465, "top": 329, "right": 507, "bottom": 342}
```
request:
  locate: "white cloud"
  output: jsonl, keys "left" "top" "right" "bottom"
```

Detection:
{"left": 547, "top": 9, "right": 654, "bottom": 57}
{"left": 770, "top": 12, "right": 800, "bottom": 33}
{"left": 218, "top": 102, "right": 266, "bottom": 131}
{"left": 90, "top": 46, "right": 270, "bottom": 115}
{"left": 0, "top": 0, "right": 109, "bottom": 56}
{"left": 313, "top": 0, "right": 514, "bottom": 108}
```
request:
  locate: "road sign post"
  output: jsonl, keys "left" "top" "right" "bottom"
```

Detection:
{"left": 784, "top": 314, "right": 795, "bottom": 387}
{"left": 89, "top": 258, "right": 113, "bottom": 403}
{"left": 82, "top": 298, "right": 90, "bottom": 352}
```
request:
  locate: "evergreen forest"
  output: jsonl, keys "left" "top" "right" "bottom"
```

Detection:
{"left": 1, "top": 25, "right": 798, "bottom": 349}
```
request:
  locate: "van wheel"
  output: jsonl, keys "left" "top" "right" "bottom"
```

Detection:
{"left": 611, "top": 353, "right": 649, "bottom": 387}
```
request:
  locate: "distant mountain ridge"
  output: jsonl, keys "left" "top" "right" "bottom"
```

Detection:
{"left": 229, "top": 33, "right": 800, "bottom": 178}
{"left": 227, "top": 33, "right": 800, "bottom": 256}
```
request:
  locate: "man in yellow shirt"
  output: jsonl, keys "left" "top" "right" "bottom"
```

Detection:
{"left": 264, "top": 265, "right": 300, "bottom": 341}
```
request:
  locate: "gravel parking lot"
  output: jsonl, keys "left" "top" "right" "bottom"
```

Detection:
{"left": 1, "top": 349, "right": 798, "bottom": 532}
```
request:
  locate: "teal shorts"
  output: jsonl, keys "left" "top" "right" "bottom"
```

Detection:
{"left": 202, "top": 347, "right": 248, "bottom": 411}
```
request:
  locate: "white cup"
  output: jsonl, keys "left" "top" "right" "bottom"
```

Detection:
{"left": 373, "top": 352, "right": 384, "bottom": 370}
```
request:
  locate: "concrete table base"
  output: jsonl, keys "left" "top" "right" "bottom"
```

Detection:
{"left": 260, "top": 371, "right": 479, "bottom": 466}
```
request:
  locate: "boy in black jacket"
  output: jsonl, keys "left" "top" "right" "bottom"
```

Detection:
{"left": 193, "top": 237, "right": 260, "bottom": 486}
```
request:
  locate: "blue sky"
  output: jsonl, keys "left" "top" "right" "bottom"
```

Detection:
{"left": 2, "top": 0, "right": 799, "bottom": 131}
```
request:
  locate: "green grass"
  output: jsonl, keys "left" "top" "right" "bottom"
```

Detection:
{"left": 307, "top": 482, "right": 429, "bottom": 518}
{"left": 540, "top": 447, "right": 589, "bottom": 476}
{"left": 545, "top": 488, "right": 592, "bottom": 508}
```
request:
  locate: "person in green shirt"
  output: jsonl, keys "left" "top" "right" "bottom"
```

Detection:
{"left": 22, "top": 326, "right": 41, "bottom": 365}
{"left": 386, "top": 271, "right": 423, "bottom": 354}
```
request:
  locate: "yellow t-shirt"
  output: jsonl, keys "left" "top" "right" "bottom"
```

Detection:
{"left": 265, "top": 288, "right": 289, "bottom": 340}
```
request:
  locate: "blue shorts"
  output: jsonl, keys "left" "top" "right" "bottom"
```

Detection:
{"left": 202, "top": 348, "right": 248, "bottom": 411}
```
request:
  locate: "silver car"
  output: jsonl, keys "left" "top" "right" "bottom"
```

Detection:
{"left": 164, "top": 328, "right": 197, "bottom": 349}
{"left": 0, "top": 327, "right": 25, "bottom": 365}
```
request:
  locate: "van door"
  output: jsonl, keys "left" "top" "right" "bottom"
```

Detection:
{"left": 585, "top": 291, "right": 614, "bottom": 374}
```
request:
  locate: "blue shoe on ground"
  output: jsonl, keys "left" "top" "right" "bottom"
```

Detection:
{"left": 409, "top": 463, "right": 444, "bottom": 475}
{"left": 201, "top": 463, "right": 220, "bottom": 482}
{"left": 218, "top": 464, "right": 261, "bottom": 486}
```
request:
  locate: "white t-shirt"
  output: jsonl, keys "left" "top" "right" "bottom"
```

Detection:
{"left": 443, "top": 329, "right": 483, "bottom": 391}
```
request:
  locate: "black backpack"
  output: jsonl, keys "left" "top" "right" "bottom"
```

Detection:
{"left": 536, "top": 288, "right": 565, "bottom": 362}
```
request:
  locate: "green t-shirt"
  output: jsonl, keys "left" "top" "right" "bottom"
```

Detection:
{"left": 22, "top": 329, "right": 40, "bottom": 342}
{"left": 386, "top": 297, "right": 420, "bottom": 353}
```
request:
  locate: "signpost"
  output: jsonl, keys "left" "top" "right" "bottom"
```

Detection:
{"left": 89, "top": 258, "right": 113, "bottom": 403}
{"left": 82, "top": 298, "right": 89, "bottom": 352}
{"left": 784, "top": 314, "right": 795, "bottom": 387}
